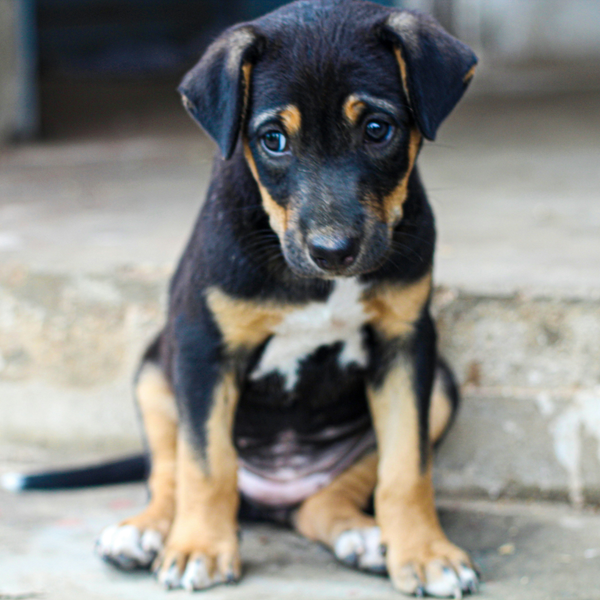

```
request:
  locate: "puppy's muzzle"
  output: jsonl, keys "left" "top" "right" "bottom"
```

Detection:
{"left": 307, "top": 234, "right": 361, "bottom": 271}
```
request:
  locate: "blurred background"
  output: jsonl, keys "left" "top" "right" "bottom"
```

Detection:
{"left": 2, "top": 0, "right": 600, "bottom": 141}
{"left": 1, "top": 0, "right": 600, "bottom": 508}
{"left": 1, "top": 2, "right": 600, "bottom": 597}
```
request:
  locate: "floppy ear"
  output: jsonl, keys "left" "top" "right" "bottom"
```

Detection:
{"left": 178, "top": 25, "right": 264, "bottom": 159}
{"left": 381, "top": 11, "right": 477, "bottom": 141}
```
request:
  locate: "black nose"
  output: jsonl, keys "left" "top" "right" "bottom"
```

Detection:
{"left": 308, "top": 235, "right": 360, "bottom": 271}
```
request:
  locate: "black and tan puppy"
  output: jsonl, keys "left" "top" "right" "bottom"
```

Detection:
{"left": 97, "top": 0, "right": 478, "bottom": 596}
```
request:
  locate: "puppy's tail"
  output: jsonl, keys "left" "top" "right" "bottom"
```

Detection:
{"left": 1, "top": 454, "right": 149, "bottom": 492}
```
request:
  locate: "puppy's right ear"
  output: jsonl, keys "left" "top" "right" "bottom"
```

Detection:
{"left": 178, "top": 25, "right": 265, "bottom": 160}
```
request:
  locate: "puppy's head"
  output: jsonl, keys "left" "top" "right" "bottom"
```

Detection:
{"left": 179, "top": 1, "right": 476, "bottom": 278}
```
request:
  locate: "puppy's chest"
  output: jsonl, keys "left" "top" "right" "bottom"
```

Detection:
{"left": 250, "top": 278, "right": 371, "bottom": 390}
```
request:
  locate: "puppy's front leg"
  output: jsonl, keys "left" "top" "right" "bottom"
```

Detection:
{"left": 368, "top": 311, "right": 478, "bottom": 598}
{"left": 155, "top": 325, "right": 240, "bottom": 591}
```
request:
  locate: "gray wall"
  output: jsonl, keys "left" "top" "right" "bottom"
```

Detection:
{"left": 402, "top": 0, "right": 600, "bottom": 60}
{"left": 0, "top": 0, "right": 37, "bottom": 142}
{"left": 400, "top": 0, "right": 600, "bottom": 94}
{"left": 0, "top": 0, "right": 18, "bottom": 141}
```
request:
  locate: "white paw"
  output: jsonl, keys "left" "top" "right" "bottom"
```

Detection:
{"left": 157, "top": 552, "right": 239, "bottom": 591}
{"left": 456, "top": 563, "right": 479, "bottom": 596}
{"left": 396, "top": 560, "right": 480, "bottom": 598}
{"left": 423, "top": 560, "right": 479, "bottom": 598}
{"left": 181, "top": 558, "right": 214, "bottom": 591}
{"left": 182, "top": 557, "right": 235, "bottom": 591}
{"left": 158, "top": 560, "right": 182, "bottom": 589}
{"left": 334, "top": 526, "right": 386, "bottom": 574}
{"left": 95, "top": 524, "right": 163, "bottom": 570}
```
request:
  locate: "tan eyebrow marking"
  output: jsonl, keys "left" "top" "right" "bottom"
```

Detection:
{"left": 343, "top": 94, "right": 367, "bottom": 125}
{"left": 278, "top": 104, "right": 302, "bottom": 136}
{"left": 343, "top": 93, "right": 400, "bottom": 125}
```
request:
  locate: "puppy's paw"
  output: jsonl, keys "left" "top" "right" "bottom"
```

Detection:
{"left": 334, "top": 526, "right": 386, "bottom": 574}
{"left": 155, "top": 541, "right": 241, "bottom": 591}
{"left": 96, "top": 524, "right": 164, "bottom": 570}
{"left": 387, "top": 539, "right": 479, "bottom": 598}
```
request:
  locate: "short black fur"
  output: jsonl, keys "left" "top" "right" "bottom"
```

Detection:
{"left": 157, "top": 0, "right": 476, "bottom": 474}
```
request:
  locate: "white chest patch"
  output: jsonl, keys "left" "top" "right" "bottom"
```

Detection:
{"left": 250, "top": 278, "right": 371, "bottom": 390}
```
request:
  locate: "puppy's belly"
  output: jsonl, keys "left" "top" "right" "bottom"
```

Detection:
{"left": 236, "top": 349, "right": 373, "bottom": 508}
{"left": 237, "top": 419, "right": 375, "bottom": 507}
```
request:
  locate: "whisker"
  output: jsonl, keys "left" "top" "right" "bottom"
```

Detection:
{"left": 395, "top": 231, "right": 434, "bottom": 248}
{"left": 389, "top": 241, "right": 425, "bottom": 264}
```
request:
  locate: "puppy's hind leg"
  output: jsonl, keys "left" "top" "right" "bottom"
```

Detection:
{"left": 97, "top": 349, "right": 178, "bottom": 570}
{"left": 294, "top": 452, "right": 386, "bottom": 574}
{"left": 430, "top": 357, "right": 460, "bottom": 447}
{"left": 294, "top": 360, "right": 459, "bottom": 577}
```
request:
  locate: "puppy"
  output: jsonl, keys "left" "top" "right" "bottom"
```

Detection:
{"left": 97, "top": 0, "right": 478, "bottom": 596}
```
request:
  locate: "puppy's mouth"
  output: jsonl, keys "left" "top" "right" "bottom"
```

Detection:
{"left": 281, "top": 225, "right": 390, "bottom": 279}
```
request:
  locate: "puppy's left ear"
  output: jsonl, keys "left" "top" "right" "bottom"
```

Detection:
{"left": 178, "top": 25, "right": 265, "bottom": 159}
{"left": 381, "top": 11, "right": 477, "bottom": 141}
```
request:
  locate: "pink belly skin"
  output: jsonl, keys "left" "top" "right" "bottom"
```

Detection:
{"left": 237, "top": 429, "right": 376, "bottom": 507}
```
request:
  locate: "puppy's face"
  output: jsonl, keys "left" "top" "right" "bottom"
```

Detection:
{"left": 243, "top": 38, "right": 421, "bottom": 278}
{"left": 179, "top": 2, "right": 477, "bottom": 279}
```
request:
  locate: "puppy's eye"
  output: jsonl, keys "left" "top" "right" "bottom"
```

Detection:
{"left": 364, "top": 119, "right": 393, "bottom": 144}
{"left": 261, "top": 131, "right": 289, "bottom": 154}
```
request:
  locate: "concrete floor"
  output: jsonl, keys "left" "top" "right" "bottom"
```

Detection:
{"left": 1, "top": 483, "right": 599, "bottom": 600}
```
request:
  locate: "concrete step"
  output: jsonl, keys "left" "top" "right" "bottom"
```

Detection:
{"left": 434, "top": 290, "right": 600, "bottom": 507}
{"left": 1, "top": 88, "right": 599, "bottom": 505}
{"left": 1, "top": 264, "right": 598, "bottom": 505}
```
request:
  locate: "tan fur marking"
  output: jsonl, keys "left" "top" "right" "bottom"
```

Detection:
{"left": 158, "top": 372, "right": 241, "bottom": 581}
{"left": 364, "top": 272, "right": 432, "bottom": 339}
{"left": 204, "top": 371, "right": 239, "bottom": 481}
{"left": 206, "top": 287, "right": 292, "bottom": 351}
{"left": 367, "top": 359, "right": 441, "bottom": 557}
{"left": 343, "top": 94, "right": 366, "bottom": 125}
{"left": 463, "top": 64, "right": 477, "bottom": 84}
{"left": 430, "top": 374, "right": 453, "bottom": 444}
{"left": 241, "top": 62, "right": 252, "bottom": 123}
{"left": 368, "top": 358, "right": 420, "bottom": 490}
{"left": 368, "top": 356, "right": 473, "bottom": 591}
{"left": 243, "top": 140, "right": 288, "bottom": 236}
{"left": 295, "top": 452, "right": 378, "bottom": 548}
{"left": 394, "top": 47, "right": 410, "bottom": 103}
{"left": 137, "top": 363, "right": 178, "bottom": 421}
{"left": 122, "top": 363, "right": 177, "bottom": 537}
{"left": 382, "top": 128, "right": 421, "bottom": 227}
{"left": 279, "top": 104, "right": 302, "bottom": 136}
